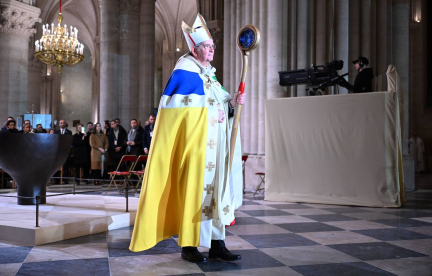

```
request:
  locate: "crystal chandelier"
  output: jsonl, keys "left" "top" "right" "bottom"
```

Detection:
{"left": 34, "top": 0, "right": 84, "bottom": 74}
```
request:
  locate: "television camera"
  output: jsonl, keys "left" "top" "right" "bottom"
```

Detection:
{"left": 278, "top": 60, "right": 347, "bottom": 96}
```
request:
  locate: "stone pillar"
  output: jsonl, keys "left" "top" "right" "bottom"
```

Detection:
{"left": 138, "top": 0, "right": 155, "bottom": 119}
{"left": 27, "top": 48, "right": 43, "bottom": 114}
{"left": 92, "top": 36, "right": 100, "bottom": 123}
{"left": 391, "top": 0, "right": 410, "bottom": 155}
{"left": 119, "top": 0, "right": 140, "bottom": 124}
{"left": 100, "top": 0, "right": 119, "bottom": 123}
{"left": 0, "top": 0, "right": 40, "bottom": 119}
{"left": 40, "top": 65, "right": 60, "bottom": 124}
{"left": 296, "top": 0, "right": 310, "bottom": 97}
{"left": 198, "top": 0, "right": 224, "bottom": 84}
{"left": 40, "top": 75, "right": 52, "bottom": 115}
{"left": 161, "top": 47, "right": 178, "bottom": 98}
{"left": 223, "top": 0, "right": 286, "bottom": 155}
{"left": 334, "top": 0, "right": 349, "bottom": 94}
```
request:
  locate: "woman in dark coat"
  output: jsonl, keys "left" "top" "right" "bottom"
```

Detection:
{"left": 72, "top": 124, "right": 89, "bottom": 184}
{"left": 89, "top": 122, "right": 109, "bottom": 184}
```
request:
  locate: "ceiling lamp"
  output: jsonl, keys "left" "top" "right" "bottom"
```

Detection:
{"left": 34, "top": 0, "right": 84, "bottom": 74}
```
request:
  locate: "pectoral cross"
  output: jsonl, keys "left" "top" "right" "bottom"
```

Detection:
{"left": 206, "top": 162, "right": 216, "bottom": 172}
{"left": 223, "top": 205, "right": 230, "bottom": 215}
{"left": 203, "top": 206, "right": 212, "bottom": 216}
{"left": 181, "top": 96, "right": 192, "bottom": 106}
{"left": 209, "top": 117, "right": 218, "bottom": 126}
{"left": 204, "top": 184, "right": 214, "bottom": 194}
{"left": 207, "top": 139, "right": 216, "bottom": 149}
{"left": 207, "top": 98, "right": 215, "bottom": 106}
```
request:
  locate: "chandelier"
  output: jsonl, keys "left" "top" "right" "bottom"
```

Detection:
{"left": 34, "top": 0, "right": 84, "bottom": 74}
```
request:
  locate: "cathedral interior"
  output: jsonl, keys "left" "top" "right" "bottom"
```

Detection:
{"left": 0, "top": 0, "right": 431, "bottom": 275}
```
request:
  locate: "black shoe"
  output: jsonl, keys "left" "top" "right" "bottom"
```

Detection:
{"left": 208, "top": 247, "right": 241, "bottom": 261}
{"left": 181, "top": 247, "right": 207, "bottom": 263}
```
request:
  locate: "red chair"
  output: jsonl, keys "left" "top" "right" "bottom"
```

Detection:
{"left": 106, "top": 155, "right": 137, "bottom": 194}
{"left": 130, "top": 155, "right": 148, "bottom": 193}
{"left": 254, "top": 172, "right": 265, "bottom": 196}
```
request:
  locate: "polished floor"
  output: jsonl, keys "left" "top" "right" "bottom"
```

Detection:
{"left": 0, "top": 189, "right": 431, "bottom": 276}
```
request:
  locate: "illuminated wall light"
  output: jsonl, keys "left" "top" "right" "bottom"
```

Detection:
{"left": 176, "top": 47, "right": 180, "bottom": 52}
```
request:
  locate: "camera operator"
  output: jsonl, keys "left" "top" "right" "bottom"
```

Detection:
{"left": 338, "top": 56, "right": 374, "bottom": 93}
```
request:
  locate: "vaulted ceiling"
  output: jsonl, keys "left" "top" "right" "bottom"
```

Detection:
{"left": 155, "top": 0, "right": 197, "bottom": 54}
{"left": 34, "top": 0, "right": 197, "bottom": 61}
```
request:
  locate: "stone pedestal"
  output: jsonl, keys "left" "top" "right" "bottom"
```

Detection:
{"left": 403, "top": 156, "right": 415, "bottom": 191}
{"left": 0, "top": 0, "right": 40, "bottom": 119}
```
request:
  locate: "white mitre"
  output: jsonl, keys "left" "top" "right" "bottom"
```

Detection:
{"left": 182, "top": 13, "right": 212, "bottom": 49}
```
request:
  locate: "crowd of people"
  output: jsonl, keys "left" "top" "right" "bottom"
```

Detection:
{"left": 1, "top": 115, "right": 156, "bottom": 184}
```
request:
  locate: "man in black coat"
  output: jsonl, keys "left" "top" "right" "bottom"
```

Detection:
{"left": 125, "top": 119, "right": 144, "bottom": 156}
{"left": 107, "top": 119, "right": 127, "bottom": 171}
{"left": 35, "top": 124, "right": 47, "bottom": 133}
{"left": 1, "top": 116, "right": 15, "bottom": 132}
{"left": 72, "top": 124, "right": 89, "bottom": 184}
{"left": 143, "top": 114, "right": 156, "bottom": 155}
{"left": 54, "top": 119, "right": 72, "bottom": 184}
{"left": 338, "top": 56, "right": 374, "bottom": 93}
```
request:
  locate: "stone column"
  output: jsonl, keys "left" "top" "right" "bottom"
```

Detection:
{"left": 92, "top": 36, "right": 100, "bottom": 123}
{"left": 27, "top": 48, "right": 43, "bottom": 114}
{"left": 39, "top": 65, "right": 60, "bottom": 124}
{"left": 391, "top": 0, "right": 410, "bottom": 155}
{"left": 334, "top": 0, "right": 349, "bottom": 94}
{"left": 119, "top": 0, "right": 140, "bottom": 124}
{"left": 223, "top": 0, "right": 286, "bottom": 155}
{"left": 40, "top": 75, "right": 52, "bottom": 114}
{"left": 0, "top": 0, "right": 40, "bottom": 119}
{"left": 198, "top": 0, "right": 224, "bottom": 84}
{"left": 100, "top": 0, "right": 119, "bottom": 123}
{"left": 138, "top": 0, "right": 155, "bottom": 119}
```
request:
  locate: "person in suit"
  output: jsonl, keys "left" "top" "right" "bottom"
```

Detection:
{"left": 54, "top": 120, "right": 72, "bottom": 184}
{"left": 83, "top": 122, "right": 94, "bottom": 182}
{"left": 125, "top": 119, "right": 144, "bottom": 156}
{"left": 90, "top": 122, "right": 109, "bottom": 185}
{"left": 3, "top": 120, "right": 18, "bottom": 133}
{"left": 103, "top": 120, "right": 110, "bottom": 135}
{"left": 114, "top": 118, "right": 127, "bottom": 134}
{"left": 143, "top": 114, "right": 156, "bottom": 155}
{"left": 35, "top": 124, "right": 47, "bottom": 133}
{"left": 107, "top": 119, "right": 127, "bottom": 172}
{"left": 20, "top": 124, "right": 32, "bottom": 133}
{"left": 72, "top": 124, "right": 89, "bottom": 184}
{"left": 1, "top": 116, "right": 14, "bottom": 132}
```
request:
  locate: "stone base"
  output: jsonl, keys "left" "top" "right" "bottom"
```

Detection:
{"left": 403, "top": 156, "right": 415, "bottom": 192}
{"left": 0, "top": 193, "right": 138, "bottom": 245}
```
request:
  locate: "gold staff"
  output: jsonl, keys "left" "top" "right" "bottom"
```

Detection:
{"left": 229, "top": 25, "right": 260, "bottom": 171}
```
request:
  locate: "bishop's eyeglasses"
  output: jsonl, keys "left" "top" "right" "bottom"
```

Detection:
{"left": 199, "top": 44, "right": 216, "bottom": 50}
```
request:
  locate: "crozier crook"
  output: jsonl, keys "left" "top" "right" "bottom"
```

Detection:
{"left": 229, "top": 25, "right": 260, "bottom": 171}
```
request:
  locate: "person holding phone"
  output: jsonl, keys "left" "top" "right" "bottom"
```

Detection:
{"left": 73, "top": 124, "right": 89, "bottom": 184}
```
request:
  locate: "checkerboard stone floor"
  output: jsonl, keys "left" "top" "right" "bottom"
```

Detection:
{"left": 1, "top": 190, "right": 431, "bottom": 276}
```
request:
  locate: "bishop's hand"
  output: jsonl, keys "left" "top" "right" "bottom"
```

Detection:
{"left": 217, "top": 104, "right": 225, "bottom": 123}
{"left": 230, "top": 92, "right": 245, "bottom": 107}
